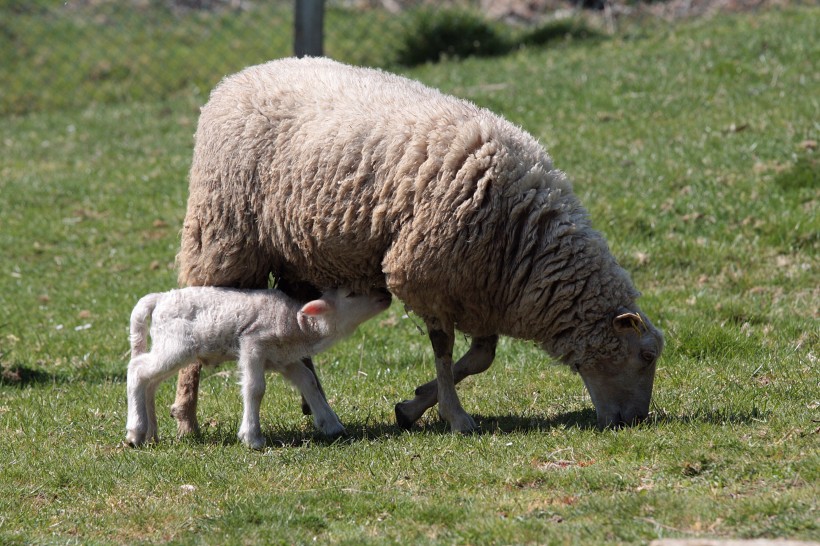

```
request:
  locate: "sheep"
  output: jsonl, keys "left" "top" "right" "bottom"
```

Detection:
{"left": 126, "top": 285, "right": 391, "bottom": 448}
{"left": 173, "top": 57, "right": 664, "bottom": 434}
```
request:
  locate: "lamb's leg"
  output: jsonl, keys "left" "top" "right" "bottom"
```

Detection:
{"left": 170, "top": 360, "right": 202, "bottom": 437}
{"left": 276, "top": 279, "right": 327, "bottom": 417}
{"left": 299, "top": 357, "right": 327, "bottom": 416}
{"left": 280, "top": 361, "right": 345, "bottom": 438}
{"left": 237, "top": 354, "right": 267, "bottom": 450}
{"left": 126, "top": 355, "right": 152, "bottom": 446}
{"left": 425, "top": 320, "right": 477, "bottom": 433}
{"left": 127, "top": 350, "right": 188, "bottom": 446}
{"left": 395, "top": 334, "right": 498, "bottom": 430}
{"left": 145, "top": 381, "right": 159, "bottom": 443}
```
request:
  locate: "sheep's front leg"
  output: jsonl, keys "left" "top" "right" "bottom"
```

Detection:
{"left": 395, "top": 334, "right": 498, "bottom": 430}
{"left": 427, "top": 320, "right": 477, "bottom": 433}
{"left": 280, "top": 361, "right": 345, "bottom": 438}
{"left": 238, "top": 354, "right": 267, "bottom": 450}
{"left": 170, "top": 360, "right": 202, "bottom": 437}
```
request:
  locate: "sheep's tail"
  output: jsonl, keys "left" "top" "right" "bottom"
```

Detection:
{"left": 129, "top": 293, "right": 161, "bottom": 358}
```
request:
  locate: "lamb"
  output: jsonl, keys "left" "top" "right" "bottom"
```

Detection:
{"left": 173, "top": 57, "right": 664, "bottom": 434}
{"left": 126, "top": 285, "right": 391, "bottom": 449}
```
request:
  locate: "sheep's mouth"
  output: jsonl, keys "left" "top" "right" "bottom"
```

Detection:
{"left": 375, "top": 288, "right": 393, "bottom": 306}
{"left": 597, "top": 411, "right": 650, "bottom": 430}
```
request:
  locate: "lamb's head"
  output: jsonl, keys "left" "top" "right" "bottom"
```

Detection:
{"left": 298, "top": 287, "right": 392, "bottom": 339}
{"left": 557, "top": 307, "right": 664, "bottom": 429}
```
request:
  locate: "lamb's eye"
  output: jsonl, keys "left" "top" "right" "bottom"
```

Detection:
{"left": 346, "top": 291, "right": 356, "bottom": 298}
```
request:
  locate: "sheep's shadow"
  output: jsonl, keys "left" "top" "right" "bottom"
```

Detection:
{"left": 169, "top": 404, "right": 772, "bottom": 449}
{"left": 181, "top": 407, "right": 601, "bottom": 448}
{"left": 648, "top": 406, "right": 772, "bottom": 426}
{"left": 476, "top": 409, "right": 600, "bottom": 433}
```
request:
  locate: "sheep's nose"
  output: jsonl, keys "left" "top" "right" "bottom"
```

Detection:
{"left": 597, "top": 411, "right": 647, "bottom": 429}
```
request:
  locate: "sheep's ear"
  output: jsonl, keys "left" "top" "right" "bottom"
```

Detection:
{"left": 613, "top": 312, "right": 644, "bottom": 334}
{"left": 300, "top": 300, "right": 333, "bottom": 317}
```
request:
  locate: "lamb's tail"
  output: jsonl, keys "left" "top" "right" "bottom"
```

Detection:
{"left": 129, "top": 293, "right": 161, "bottom": 358}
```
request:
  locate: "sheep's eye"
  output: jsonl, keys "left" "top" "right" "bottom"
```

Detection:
{"left": 640, "top": 350, "right": 656, "bottom": 364}
{"left": 346, "top": 291, "right": 356, "bottom": 298}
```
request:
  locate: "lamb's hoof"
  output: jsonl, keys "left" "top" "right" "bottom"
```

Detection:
{"left": 394, "top": 401, "right": 417, "bottom": 431}
{"left": 301, "top": 399, "right": 313, "bottom": 416}
{"left": 126, "top": 429, "right": 146, "bottom": 447}
{"left": 238, "top": 431, "right": 266, "bottom": 450}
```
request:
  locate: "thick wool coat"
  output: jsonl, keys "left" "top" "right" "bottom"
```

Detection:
{"left": 177, "top": 57, "right": 640, "bottom": 368}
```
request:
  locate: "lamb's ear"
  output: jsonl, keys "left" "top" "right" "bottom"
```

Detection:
{"left": 300, "top": 300, "right": 333, "bottom": 317}
{"left": 613, "top": 311, "right": 644, "bottom": 334}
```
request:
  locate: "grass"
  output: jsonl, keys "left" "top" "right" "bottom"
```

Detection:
{"left": 1, "top": 5, "right": 818, "bottom": 544}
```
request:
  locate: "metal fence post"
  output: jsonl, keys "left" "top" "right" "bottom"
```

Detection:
{"left": 294, "top": 0, "right": 325, "bottom": 58}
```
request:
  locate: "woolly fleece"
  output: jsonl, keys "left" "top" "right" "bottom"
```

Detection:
{"left": 177, "top": 57, "right": 643, "bottom": 369}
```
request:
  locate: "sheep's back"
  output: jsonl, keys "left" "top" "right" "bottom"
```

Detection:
{"left": 186, "top": 59, "right": 571, "bottom": 333}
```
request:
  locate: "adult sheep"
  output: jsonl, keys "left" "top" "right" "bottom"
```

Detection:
{"left": 173, "top": 57, "right": 664, "bottom": 434}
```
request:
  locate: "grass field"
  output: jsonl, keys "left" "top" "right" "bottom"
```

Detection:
{"left": 1, "top": 5, "right": 818, "bottom": 544}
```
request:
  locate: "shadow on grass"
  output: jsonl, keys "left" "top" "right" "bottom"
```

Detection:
{"left": 650, "top": 406, "right": 772, "bottom": 426}
{"left": 136, "top": 403, "right": 774, "bottom": 450}
{"left": 174, "top": 408, "right": 603, "bottom": 448}
{"left": 479, "top": 409, "right": 600, "bottom": 433}
{"left": 0, "top": 365, "right": 62, "bottom": 387}
{"left": 0, "top": 364, "right": 126, "bottom": 387}
{"left": 396, "top": 9, "right": 604, "bottom": 66}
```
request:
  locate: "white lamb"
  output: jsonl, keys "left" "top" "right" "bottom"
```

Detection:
{"left": 126, "top": 286, "right": 391, "bottom": 449}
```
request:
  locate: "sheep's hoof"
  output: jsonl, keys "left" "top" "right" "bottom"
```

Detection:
{"left": 324, "top": 427, "right": 347, "bottom": 441}
{"left": 394, "top": 401, "right": 417, "bottom": 431}
{"left": 442, "top": 410, "right": 478, "bottom": 435}
{"left": 170, "top": 405, "right": 200, "bottom": 437}
{"left": 301, "top": 398, "right": 313, "bottom": 416}
{"left": 316, "top": 417, "right": 346, "bottom": 439}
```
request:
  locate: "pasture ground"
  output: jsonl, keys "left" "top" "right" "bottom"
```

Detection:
{"left": 0, "top": 5, "right": 817, "bottom": 544}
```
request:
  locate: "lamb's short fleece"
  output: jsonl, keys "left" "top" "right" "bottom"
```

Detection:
{"left": 126, "top": 286, "right": 390, "bottom": 449}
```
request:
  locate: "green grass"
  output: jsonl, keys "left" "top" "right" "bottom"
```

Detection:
{"left": 1, "top": 6, "right": 818, "bottom": 544}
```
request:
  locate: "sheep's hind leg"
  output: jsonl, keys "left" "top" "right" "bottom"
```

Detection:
{"left": 280, "top": 361, "right": 345, "bottom": 438}
{"left": 170, "top": 360, "right": 202, "bottom": 437}
{"left": 395, "top": 334, "right": 498, "bottom": 430}
{"left": 425, "top": 321, "right": 477, "bottom": 434}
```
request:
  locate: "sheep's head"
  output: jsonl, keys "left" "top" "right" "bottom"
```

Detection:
{"left": 562, "top": 307, "right": 664, "bottom": 429}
